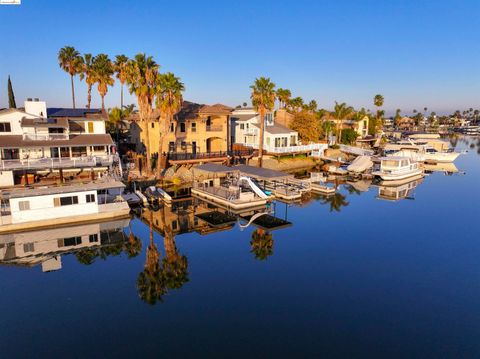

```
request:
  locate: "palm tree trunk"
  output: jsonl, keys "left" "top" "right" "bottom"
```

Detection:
{"left": 70, "top": 74, "right": 76, "bottom": 109}
{"left": 121, "top": 84, "right": 124, "bottom": 109}
{"left": 258, "top": 107, "right": 265, "bottom": 168}
{"left": 144, "top": 120, "right": 152, "bottom": 175}
{"left": 156, "top": 117, "right": 169, "bottom": 178}
{"left": 87, "top": 85, "right": 92, "bottom": 109}
{"left": 101, "top": 95, "right": 105, "bottom": 113}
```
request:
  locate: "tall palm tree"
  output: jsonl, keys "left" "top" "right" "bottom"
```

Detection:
{"left": 114, "top": 55, "right": 129, "bottom": 109}
{"left": 332, "top": 101, "right": 354, "bottom": 144}
{"left": 91, "top": 54, "right": 114, "bottom": 112}
{"left": 288, "top": 97, "right": 304, "bottom": 112}
{"left": 308, "top": 99, "right": 318, "bottom": 112}
{"left": 373, "top": 94, "right": 384, "bottom": 134}
{"left": 155, "top": 72, "right": 185, "bottom": 174}
{"left": 125, "top": 54, "right": 159, "bottom": 174}
{"left": 79, "top": 53, "right": 95, "bottom": 109}
{"left": 276, "top": 88, "right": 291, "bottom": 109}
{"left": 58, "top": 46, "right": 83, "bottom": 109}
{"left": 319, "top": 192, "right": 349, "bottom": 212}
{"left": 250, "top": 77, "right": 276, "bottom": 167}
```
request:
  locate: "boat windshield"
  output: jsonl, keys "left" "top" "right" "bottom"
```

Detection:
{"left": 382, "top": 160, "right": 400, "bottom": 167}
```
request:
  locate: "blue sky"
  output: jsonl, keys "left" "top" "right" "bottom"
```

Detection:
{"left": 0, "top": 0, "right": 479, "bottom": 115}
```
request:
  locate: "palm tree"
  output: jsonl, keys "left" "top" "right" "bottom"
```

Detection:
{"left": 276, "top": 88, "right": 291, "bottom": 109}
{"left": 107, "top": 105, "right": 134, "bottom": 141}
{"left": 332, "top": 101, "right": 354, "bottom": 144}
{"left": 155, "top": 72, "right": 185, "bottom": 174}
{"left": 125, "top": 54, "right": 159, "bottom": 174}
{"left": 162, "top": 224, "right": 189, "bottom": 290}
{"left": 250, "top": 229, "right": 274, "bottom": 260}
{"left": 308, "top": 100, "right": 318, "bottom": 112}
{"left": 58, "top": 46, "right": 83, "bottom": 108}
{"left": 288, "top": 97, "right": 304, "bottom": 112}
{"left": 79, "top": 53, "right": 95, "bottom": 109}
{"left": 394, "top": 108, "right": 402, "bottom": 127}
{"left": 114, "top": 55, "right": 129, "bottom": 109}
{"left": 91, "top": 54, "right": 115, "bottom": 112}
{"left": 373, "top": 94, "right": 384, "bottom": 134}
{"left": 250, "top": 77, "right": 276, "bottom": 167}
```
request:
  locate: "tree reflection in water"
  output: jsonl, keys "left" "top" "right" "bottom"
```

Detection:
{"left": 250, "top": 229, "right": 274, "bottom": 261}
{"left": 318, "top": 192, "right": 349, "bottom": 212}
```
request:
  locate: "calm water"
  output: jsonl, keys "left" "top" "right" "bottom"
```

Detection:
{"left": 1, "top": 136, "right": 479, "bottom": 359}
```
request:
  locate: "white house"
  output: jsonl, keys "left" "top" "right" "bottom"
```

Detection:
{"left": 230, "top": 108, "right": 326, "bottom": 155}
{"left": 0, "top": 99, "right": 115, "bottom": 187}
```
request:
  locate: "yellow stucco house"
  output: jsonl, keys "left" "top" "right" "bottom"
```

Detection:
{"left": 130, "top": 101, "right": 232, "bottom": 156}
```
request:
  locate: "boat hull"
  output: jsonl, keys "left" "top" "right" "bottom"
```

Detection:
{"left": 372, "top": 168, "right": 423, "bottom": 181}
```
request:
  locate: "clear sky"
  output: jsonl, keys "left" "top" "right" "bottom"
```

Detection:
{"left": 0, "top": 0, "right": 479, "bottom": 115}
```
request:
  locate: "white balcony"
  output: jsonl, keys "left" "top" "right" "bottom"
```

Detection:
{"left": 243, "top": 143, "right": 327, "bottom": 154}
{"left": 243, "top": 128, "right": 258, "bottom": 136}
{"left": 22, "top": 133, "right": 70, "bottom": 141}
{"left": 0, "top": 155, "right": 115, "bottom": 171}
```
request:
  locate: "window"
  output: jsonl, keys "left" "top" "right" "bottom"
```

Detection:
{"left": 54, "top": 196, "right": 79, "bottom": 207}
{"left": 0, "top": 122, "right": 11, "bottom": 132}
{"left": 18, "top": 200, "right": 30, "bottom": 211}
{"left": 169, "top": 142, "right": 175, "bottom": 152}
{"left": 93, "top": 146, "right": 105, "bottom": 152}
{"left": 151, "top": 122, "right": 155, "bottom": 129}
{"left": 172, "top": 220, "right": 178, "bottom": 230}
{"left": 71, "top": 146, "right": 87, "bottom": 157}
{"left": 170, "top": 123, "right": 175, "bottom": 132}
{"left": 89, "top": 234, "right": 98, "bottom": 243}
{"left": 240, "top": 124, "right": 244, "bottom": 130}
{"left": 86, "top": 194, "right": 95, "bottom": 203}
{"left": 88, "top": 122, "right": 94, "bottom": 133}
{"left": 24, "top": 243, "right": 34, "bottom": 253}
{"left": 191, "top": 122, "right": 196, "bottom": 132}
{"left": 181, "top": 141, "right": 187, "bottom": 150}
{"left": 60, "top": 237, "right": 82, "bottom": 247}
{"left": 180, "top": 123, "right": 186, "bottom": 132}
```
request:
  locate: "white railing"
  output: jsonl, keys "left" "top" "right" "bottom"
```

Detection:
{"left": 22, "top": 133, "right": 70, "bottom": 141}
{"left": 0, "top": 155, "right": 115, "bottom": 170}
{"left": 243, "top": 142, "right": 327, "bottom": 154}
{"left": 244, "top": 128, "right": 258, "bottom": 136}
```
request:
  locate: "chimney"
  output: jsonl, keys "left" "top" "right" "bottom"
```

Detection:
{"left": 24, "top": 99, "right": 47, "bottom": 118}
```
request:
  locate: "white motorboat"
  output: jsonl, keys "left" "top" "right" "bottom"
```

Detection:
{"left": 372, "top": 157, "right": 423, "bottom": 181}
{"left": 384, "top": 142, "right": 461, "bottom": 163}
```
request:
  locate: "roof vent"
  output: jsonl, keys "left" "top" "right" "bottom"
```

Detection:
{"left": 27, "top": 98, "right": 32, "bottom": 101}
{"left": 34, "top": 98, "right": 39, "bottom": 102}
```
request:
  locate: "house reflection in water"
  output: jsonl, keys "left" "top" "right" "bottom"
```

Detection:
{"left": 0, "top": 219, "right": 130, "bottom": 272}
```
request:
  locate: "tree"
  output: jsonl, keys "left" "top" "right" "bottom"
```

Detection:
{"left": 58, "top": 46, "right": 83, "bottom": 109}
{"left": 155, "top": 72, "right": 185, "bottom": 174}
{"left": 107, "top": 105, "right": 134, "bottom": 141}
{"left": 290, "top": 109, "right": 320, "bottom": 142}
{"left": 394, "top": 108, "right": 402, "bottom": 127}
{"left": 276, "top": 88, "right": 291, "bottom": 109}
{"left": 250, "top": 77, "right": 276, "bottom": 168}
{"left": 92, "top": 54, "right": 114, "bottom": 112}
{"left": 114, "top": 55, "right": 129, "bottom": 109}
{"left": 125, "top": 54, "right": 159, "bottom": 174}
{"left": 319, "top": 192, "right": 349, "bottom": 212}
{"left": 332, "top": 101, "right": 354, "bottom": 144}
{"left": 7, "top": 75, "right": 16, "bottom": 109}
{"left": 341, "top": 128, "right": 358, "bottom": 144}
{"left": 307, "top": 99, "right": 318, "bottom": 112}
{"left": 288, "top": 96, "right": 304, "bottom": 112}
{"left": 373, "top": 94, "right": 384, "bottom": 134}
{"left": 79, "top": 53, "right": 95, "bottom": 109}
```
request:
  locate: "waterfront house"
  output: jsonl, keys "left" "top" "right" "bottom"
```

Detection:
{"left": 0, "top": 99, "right": 116, "bottom": 187}
{"left": 130, "top": 101, "right": 234, "bottom": 164}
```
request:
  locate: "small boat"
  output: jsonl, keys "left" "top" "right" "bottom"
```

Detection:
{"left": 372, "top": 157, "right": 423, "bottom": 181}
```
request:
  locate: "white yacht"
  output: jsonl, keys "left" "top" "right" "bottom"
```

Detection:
{"left": 372, "top": 157, "right": 423, "bottom": 182}
{"left": 0, "top": 180, "right": 130, "bottom": 233}
{"left": 384, "top": 141, "right": 460, "bottom": 163}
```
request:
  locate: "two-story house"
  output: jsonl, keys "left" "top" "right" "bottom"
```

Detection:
{"left": 0, "top": 99, "right": 115, "bottom": 187}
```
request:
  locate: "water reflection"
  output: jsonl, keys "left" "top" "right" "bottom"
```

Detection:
{"left": 250, "top": 229, "right": 274, "bottom": 260}
{"left": 0, "top": 219, "right": 130, "bottom": 272}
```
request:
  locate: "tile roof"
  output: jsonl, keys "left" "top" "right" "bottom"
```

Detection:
{"left": 0, "top": 134, "right": 114, "bottom": 148}
{"left": 199, "top": 103, "right": 232, "bottom": 115}
{"left": 252, "top": 122, "right": 296, "bottom": 135}
{"left": 231, "top": 114, "right": 257, "bottom": 122}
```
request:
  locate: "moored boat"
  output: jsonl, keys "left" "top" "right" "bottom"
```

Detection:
{"left": 372, "top": 157, "right": 423, "bottom": 181}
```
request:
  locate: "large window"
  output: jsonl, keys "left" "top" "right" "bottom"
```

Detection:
{"left": 54, "top": 196, "right": 79, "bottom": 207}
{"left": 0, "top": 122, "right": 11, "bottom": 132}
{"left": 191, "top": 122, "right": 196, "bottom": 132}
{"left": 170, "top": 123, "right": 175, "bottom": 132}
{"left": 180, "top": 123, "right": 186, "bottom": 132}
{"left": 23, "top": 243, "right": 34, "bottom": 253}
{"left": 60, "top": 237, "right": 82, "bottom": 247}
{"left": 86, "top": 194, "right": 96, "bottom": 203}
{"left": 240, "top": 124, "right": 244, "bottom": 130}
{"left": 71, "top": 146, "right": 87, "bottom": 157}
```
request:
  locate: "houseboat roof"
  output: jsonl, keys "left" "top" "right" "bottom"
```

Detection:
{"left": 193, "top": 163, "right": 236, "bottom": 174}
{"left": 0, "top": 134, "right": 114, "bottom": 148}
{"left": 234, "top": 165, "right": 290, "bottom": 180}
{"left": 0, "top": 180, "right": 125, "bottom": 200}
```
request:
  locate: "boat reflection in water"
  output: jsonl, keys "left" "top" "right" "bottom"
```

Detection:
{"left": 0, "top": 218, "right": 133, "bottom": 272}
{"left": 375, "top": 177, "right": 424, "bottom": 202}
{"left": 424, "top": 162, "right": 460, "bottom": 175}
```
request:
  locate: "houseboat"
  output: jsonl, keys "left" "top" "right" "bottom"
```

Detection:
{"left": 372, "top": 157, "right": 423, "bottom": 182}
{"left": 384, "top": 141, "right": 460, "bottom": 163}
{"left": 191, "top": 163, "right": 269, "bottom": 211}
{"left": 0, "top": 180, "right": 130, "bottom": 233}
{"left": 376, "top": 177, "right": 423, "bottom": 202}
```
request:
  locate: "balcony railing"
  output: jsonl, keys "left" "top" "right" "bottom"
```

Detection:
{"left": 242, "top": 143, "right": 327, "bottom": 154}
{"left": 168, "top": 149, "right": 253, "bottom": 162}
{"left": 0, "top": 155, "right": 115, "bottom": 170}
{"left": 206, "top": 125, "right": 223, "bottom": 132}
{"left": 244, "top": 128, "right": 258, "bottom": 136}
{"left": 22, "top": 133, "right": 70, "bottom": 141}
